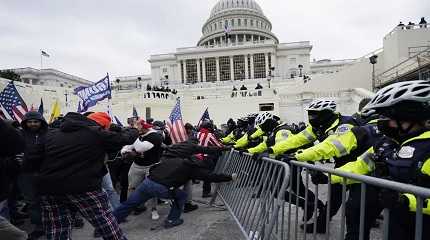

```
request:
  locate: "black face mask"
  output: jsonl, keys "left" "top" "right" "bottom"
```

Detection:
{"left": 308, "top": 111, "right": 336, "bottom": 130}
{"left": 377, "top": 119, "right": 426, "bottom": 142}
{"left": 260, "top": 119, "right": 278, "bottom": 132}
{"left": 377, "top": 119, "right": 400, "bottom": 141}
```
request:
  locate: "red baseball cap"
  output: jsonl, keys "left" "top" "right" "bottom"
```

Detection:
{"left": 137, "top": 118, "right": 153, "bottom": 129}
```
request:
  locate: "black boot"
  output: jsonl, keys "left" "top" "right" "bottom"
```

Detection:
{"left": 183, "top": 202, "right": 199, "bottom": 213}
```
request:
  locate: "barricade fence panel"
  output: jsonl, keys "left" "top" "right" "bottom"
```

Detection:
{"left": 211, "top": 151, "right": 430, "bottom": 240}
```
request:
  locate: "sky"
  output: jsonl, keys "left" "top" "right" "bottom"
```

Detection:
{"left": 0, "top": 0, "right": 429, "bottom": 81}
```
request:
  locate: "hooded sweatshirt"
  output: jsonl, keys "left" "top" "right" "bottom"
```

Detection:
{"left": 20, "top": 111, "right": 48, "bottom": 173}
{"left": 36, "top": 112, "right": 138, "bottom": 195}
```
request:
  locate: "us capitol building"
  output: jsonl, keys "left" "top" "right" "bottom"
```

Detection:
{"left": 147, "top": 0, "right": 350, "bottom": 88}
{"left": 3, "top": 0, "right": 430, "bottom": 124}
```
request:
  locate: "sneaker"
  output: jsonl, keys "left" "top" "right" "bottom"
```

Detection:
{"left": 164, "top": 219, "right": 184, "bottom": 229}
{"left": 133, "top": 205, "right": 147, "bottom": 215}
{"left": 151, "top": 209, "right": 160, "bottom": 220}
{"left": 183, "top": 203, "right": 199, "bottom": 213}
{"left": 28, "top": 229, "right": 44, "bottom": 240}
{"left": 73, "top": 217, "right": 85, "bottom": 229}
{"left": 157, "top": 199, "right": 168, "bottom": 205}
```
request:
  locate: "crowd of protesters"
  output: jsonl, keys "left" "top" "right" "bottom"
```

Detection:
{"left": 2, "top": 80, "right": 430, "bottom": 240}
{"left": 0, "top": 111, "right": 235, "bottom": 240}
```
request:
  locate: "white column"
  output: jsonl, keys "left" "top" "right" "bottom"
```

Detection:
{"left": 235, "top": 34, "right": 238, "bottom": 44}
{"left": 230, "top": 56, "right": 234, "bottom": 81}
{"left": 196, "top": 58, "right": 201, "bottom": 83}
{"left": 216, "top": 57, "right": 220, "bottom": 82}
{"left": 250, "top": 54, "right": 255, "bottom": 79}
{"left": 244, "top": 54, "right": 249, "bottom": 79}
{"left": 183, "top": 60, "right": 187, "bottom": 83}
{"left": 265, "top": 53, "right": 269, "bottom": 78}
{"left": 252, "top": 35, "right": 255, "bottom": 42}
{"left": 202, "top": 58, "right": 206, "bottom": 82}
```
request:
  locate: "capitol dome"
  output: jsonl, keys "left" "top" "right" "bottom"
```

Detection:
{"left": 198, "top": 0, "right": 278, "bottom": 46}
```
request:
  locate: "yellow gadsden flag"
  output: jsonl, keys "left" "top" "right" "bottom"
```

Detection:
{"left": 48, "top": 100, "right": 61, "bottom": 124}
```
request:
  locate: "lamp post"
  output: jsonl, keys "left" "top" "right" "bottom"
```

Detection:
{"left": 369, "top": 55, "right": 378, "bottom": 91}
{"left": 137, "top": 77, "right": 142, "bottom": 89}
{"left": 116, "top": 78, "right": 121, "bottom": 90}
{"left": 298, "top": 64, "right": 303, "bottom": 77}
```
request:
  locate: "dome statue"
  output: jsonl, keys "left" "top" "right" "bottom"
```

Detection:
{"left": 198, "top": 0, "right": 278, "bottom": 46}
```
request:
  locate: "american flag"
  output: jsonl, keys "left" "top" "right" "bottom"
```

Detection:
{"left": 197, "top": 131, "right": 223, "bottom": 148}
{"left": 166, "top": 98, "right": 188, "bottom": 144}
{"left": 197, "top": 108, "right": 210, "bottom": 127}
{"left": 0, "top": 82, "right": 28, "bottom": 122}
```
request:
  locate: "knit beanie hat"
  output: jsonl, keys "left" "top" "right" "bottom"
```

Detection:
{"left": 88, "top": 112, "right": 111, "bottom": 129}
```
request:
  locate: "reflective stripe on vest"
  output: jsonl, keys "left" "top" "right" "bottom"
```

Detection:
{"left": 331, "top": 139, "right": 348, "bottom": 156}
{"left": 302, "top": 130, "right": 315, "bottom": 142}
{"left": 361, "top": 151, "right": 375, "bottom": 171}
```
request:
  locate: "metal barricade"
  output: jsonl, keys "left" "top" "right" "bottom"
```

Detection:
{"left": 211, "top": 151, "right": 430, "bottom": 240}
{"left": 287, "top": 160, "right": 430, "bottom": 240}
{"left": 211, "top": 150, "right": 291, "bottom": 240}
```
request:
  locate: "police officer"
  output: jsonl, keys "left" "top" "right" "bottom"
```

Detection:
{"left": 332, "top": 80, "right": 430, "bottom": 240}
{"left": 293, "top": 109, "right": 381, "bottom": 233}
{"left": 221, "top": 116, "right": 249, "bottom": 145}
{"left": 267, "top": 99, "right": 360, "bottom": 225}
{"left": 234, "top": 113, "right": 263, "bottom": 149}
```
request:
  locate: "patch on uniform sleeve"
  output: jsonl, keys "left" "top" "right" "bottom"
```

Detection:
{"left": 397, "top": 146, "right": 415, "bottom": 159}
{"left": 335, "top": 124, "right": 352, "bottom": 135}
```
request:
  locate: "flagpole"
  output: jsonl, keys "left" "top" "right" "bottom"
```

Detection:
{"left": 106, "top": 73, "right": 114, "bottom": 122}
{"left": 40, "top": 49, "right": 43, "bottom": 70}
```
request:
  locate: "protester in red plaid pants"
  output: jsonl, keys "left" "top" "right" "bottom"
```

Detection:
{"left": 41, "top": 191, "right": 125, "bottom": 240}
{"left": 36, "top": 113, "right": 139, "bottom": 239}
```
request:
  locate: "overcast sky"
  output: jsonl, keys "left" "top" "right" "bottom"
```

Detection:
{"left": 1, "top": 0, "right": 429, "bottom": 81}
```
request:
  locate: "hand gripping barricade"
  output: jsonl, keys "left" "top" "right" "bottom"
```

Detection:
{"left": 210, "top": 151, "right": 430, "bottom": 240}
{"left": 210, "top": 150, "right": 291, "bottom": 240}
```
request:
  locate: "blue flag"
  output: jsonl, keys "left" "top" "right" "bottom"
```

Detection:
{"left": 74, "top": 74, "right": 111, "bottom": 113}
{"left": 197, "top": 108, "right": 210, "bottom": 127}
{"left": 38, "top": 98, "right": 44, "bottom": 115}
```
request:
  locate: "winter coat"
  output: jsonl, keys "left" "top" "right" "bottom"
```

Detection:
{"left": 36, "top": 112, "right": 138, "bottom": 195}
{"left": 149, "top": 139, "right": 231, "bottom": 188}
{"left": 0, "top": 119, "right": 25, "bottom": 201}
{"left": 20, "top": 111, "right": 48, "bottom": 173}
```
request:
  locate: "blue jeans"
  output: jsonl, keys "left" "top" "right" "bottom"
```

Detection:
{"left": 102, "top": 173, "right": 121, "bottom": 210}
{"left": 113, "top": 178, "right": 186, "bottom": 223}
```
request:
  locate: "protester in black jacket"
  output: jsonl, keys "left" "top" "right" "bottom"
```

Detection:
{"left": 37, "top": 112, "right": 138, "bottom": 240}
{"left": 0, "top": 119, "right": 28, "bottom": 240}
{"left": 113, "top": 139, "right": 235, "bottom": 229}
{"left": 19, "top": 111, "right": 48, "bottom": 239}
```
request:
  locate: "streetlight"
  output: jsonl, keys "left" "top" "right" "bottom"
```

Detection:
{"left": 298, "top": 64, "right": 303, "bottom": 77}
{"left": 116, "top": 78, "right": 121, "bottom": 90}
{"left": 137, "top": 77, "right": 142, "bottom": 89}
{"left": 267, "top": 66, "right": 275, "bottom": 88}
{"left": 369, "top": 55, "right": 378, "bottom": 90}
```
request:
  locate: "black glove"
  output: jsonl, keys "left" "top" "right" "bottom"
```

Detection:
{"left": 378, "top": 188, "right": 409, "bottom": 210}
{"left": 253, "top": 152, "right": 270, "bottom": 162}
{"left": 310, "top": 171, "right": 329, "bottom": 184}
{"left": 277, "top": 154, "right": 296, "bottom": 163}
{"left": 238, "top": 149, "right": 246, "bottom": 156}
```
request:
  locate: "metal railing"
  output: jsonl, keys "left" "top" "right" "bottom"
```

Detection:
{"left": 212, "top": 151, "right": 430, "bottom": 240}
{"left": 375, "top": 46, "right": 430, "bottom": 87}
{"left": 211, "top": 151, "right": 291, "bottom": 240}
